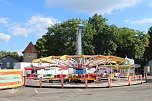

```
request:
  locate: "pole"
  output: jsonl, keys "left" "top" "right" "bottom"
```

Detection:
{"left": 140, "top": 75, "right": 143, "bottom": 84}
{"left": 96, "top": 65, "right": 98, "bottom": 82}
{"left": 61, "top": 77, "right": 64, "bottom": 88}
{"left": 85, "top": 78, "right": 88, "bottom": 88}
{"left": 39, "top": 77, "right": 42, "bottom": 88}
{"left": 128, "top": 76, "right": 131, "bottom": 86}
{"left": 108, "top": 77, "right": 111, "bottom": 88}
{"left": 77, "top": 23, "right": 84, "bottom": 55}
{"left": 23, "top": 76, "right": 26, "bottom": 86}
{"left": 77, "top": 28, "right": 82, "bottom": 55}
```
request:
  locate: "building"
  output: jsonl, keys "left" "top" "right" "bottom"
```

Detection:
{"left": 0, "top": 55, "right": 20, "bottom": 69}
{"left": 144, "top": 60, "right": 152, "bottom": 75}
{"left": 22, "top": 42, "right": 38, "bottom": 62}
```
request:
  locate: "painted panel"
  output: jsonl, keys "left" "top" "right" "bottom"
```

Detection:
{"left": 0, "top": 70, "right": 23, "bottom": 88}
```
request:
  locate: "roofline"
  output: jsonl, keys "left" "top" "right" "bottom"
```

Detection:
{"left": 0, "top": 55, "right": 21, "bottom": 61}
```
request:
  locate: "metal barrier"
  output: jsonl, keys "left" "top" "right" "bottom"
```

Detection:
{"left": 23, "top": 74, "right": 145, "bottom": 88}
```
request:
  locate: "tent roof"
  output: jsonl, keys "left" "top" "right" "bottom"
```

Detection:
{"left": 32, "top": 55, "right": 131, "bottom": 68}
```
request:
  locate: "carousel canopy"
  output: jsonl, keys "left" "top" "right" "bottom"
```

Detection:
{"left": 32, "top": 55, "right": 132, "bottom": 69}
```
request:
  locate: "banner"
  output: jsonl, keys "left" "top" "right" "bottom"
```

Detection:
{"left": 0, "top": 70, "right": 23, "bottom": 89}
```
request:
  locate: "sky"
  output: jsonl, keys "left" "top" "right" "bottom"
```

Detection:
{"left": 0, "top": 0, "right": 152, "bottom": 55}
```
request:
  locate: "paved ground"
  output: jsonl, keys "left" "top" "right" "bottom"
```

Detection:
{"left": 0, "top": 81, "right": 152, "bottom": 101}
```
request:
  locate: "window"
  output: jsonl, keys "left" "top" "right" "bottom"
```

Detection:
{"left": 2, "top": 58, "right": 6, "bottom": 60}
{"left": 28, "top": 53, "right": 31, "bottom": 57}
{"left": 7, "top": 62, "right": 10, "bottom": 67}
{"left": 0, "top": 63, "right": 2, "bottom": 67}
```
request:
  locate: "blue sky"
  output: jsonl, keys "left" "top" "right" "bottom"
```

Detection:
{"left": 0, "top": 0, "right": 152, "bottom": 55}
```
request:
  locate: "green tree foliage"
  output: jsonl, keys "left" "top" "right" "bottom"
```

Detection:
{"left": 116, "top": 28, "right": 147, "bottom": 59}
{"left": 82, "top": 20, "right": 96, "bottom": 54}
{"left": 35, "top": 18, "right": 96, "bottom": 57}
{"left": 35, "top": 14, "right": 148, "bottom": 61}
{"left": 88, "top": 14, "right": 119, "bottom": 55}
{"left": 144, "top": 26, "right": 152, "bottom": 61}
{"left": 36, "top": 19, "right": 80, "bottom": 57}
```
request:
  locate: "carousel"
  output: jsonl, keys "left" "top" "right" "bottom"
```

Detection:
{"left": 24, "top": 55, "right": 135, "bottom": 83}
{"left": 21, "top": 55, "right": 146, "bottom": 89}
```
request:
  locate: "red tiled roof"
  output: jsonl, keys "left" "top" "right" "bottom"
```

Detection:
{"left": 22, "top": 42, "right": 38, "bottom": 53}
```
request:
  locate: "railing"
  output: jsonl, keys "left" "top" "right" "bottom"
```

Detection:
{"left": 23, "top": 73, "right": 148, "bottom": 88}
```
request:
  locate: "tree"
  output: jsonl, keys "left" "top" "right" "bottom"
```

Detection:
{"left": 0, "top": 51, "right": 22, "bottom": 60}
{"left": 116, "top": 27, "right": 147, "bottom": 60}
{"left": 88, "top": 14, "right": 118, "bottom": 55}
{"left": 35, "top": 18, "right": 97, "bottom": 57}
{"left": 35, "top": 13, "right": 148, "bottom": 61}
{"left": 144, "top": 26, "right": 152, "bottom": 61}
{"left": 36, "top": 19, "right": 80, "bottom": 57}
{"left": 82, "top": 20, "right": 96, "bottom": 54}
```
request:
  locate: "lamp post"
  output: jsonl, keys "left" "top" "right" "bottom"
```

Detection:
{"left": 77, "top": 23, "right": 84, "bottom": 55}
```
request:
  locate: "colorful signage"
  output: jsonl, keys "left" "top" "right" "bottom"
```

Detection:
{"left": 0, "top": 70, "right": 23, "bottom": 89}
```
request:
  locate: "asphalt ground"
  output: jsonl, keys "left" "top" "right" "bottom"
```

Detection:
{"left": 0, "top": 81, "right": 152, "bottom": 101}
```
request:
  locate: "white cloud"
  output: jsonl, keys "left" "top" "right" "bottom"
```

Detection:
{"left": 27, "top": 15, "right": 56, "bottom": 26}
{"left": 0, "top": 17, "right": 9, "bottom": 25}
{"left": 10, "top": 15, "right": 57, "bottom": 37}
{"left": 46, "top": 0, "right": 142, "bottom": 14}
{"left": 125, "top": 18, "right": 152, "bottom": 24}
{"left": 150, "top": 2, "right": 152, "bottom": 6}
{"left": 0, "top": 32, "right": 11, "bottom": 42}
{"left": 124, "top": 20, "right": 129, "bottom": 23}
{"left": 26, "top": 15, "right": 57, "bottom": 36}
{"left": 10, "top": 24, "right": 30, "bottom": 37}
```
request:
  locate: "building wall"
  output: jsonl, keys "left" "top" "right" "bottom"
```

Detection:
{"left": 144, "top": 66, "right": 152, "bottom": 75}
{"left": 0, "top": 56, "right": 20, "bottom": 69}
{"left": 23, "top": 53, "right": 37, "bottom": 62}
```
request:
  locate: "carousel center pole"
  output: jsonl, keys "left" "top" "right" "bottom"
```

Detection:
{"left": 77, "top": 23, "right": 84, "bottom": 55}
